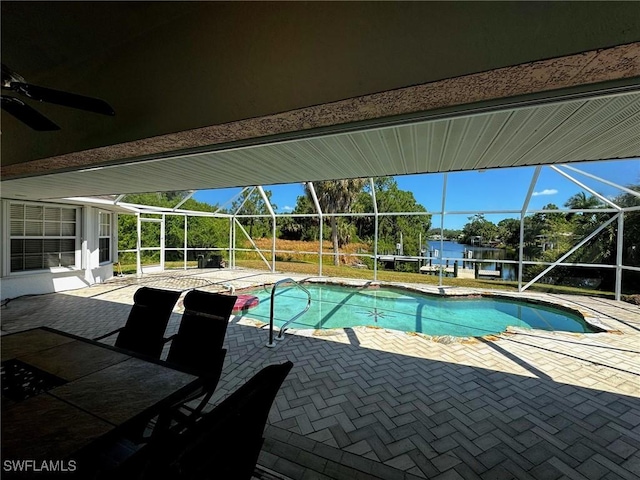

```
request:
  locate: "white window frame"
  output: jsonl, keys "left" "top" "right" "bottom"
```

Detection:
{"left": 7, "top": 201, "right": 81, "bottom": 274}
{"left": 98, "top": 211, "right": 112, "bottom": 265}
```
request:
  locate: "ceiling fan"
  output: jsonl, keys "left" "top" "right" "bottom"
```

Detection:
{"left": 1, "top": 63, "right": 115, "bottom": 131}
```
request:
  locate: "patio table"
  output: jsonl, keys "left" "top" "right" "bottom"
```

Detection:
{"left": 1, "top": 327, "right": 200, "bottom": 476}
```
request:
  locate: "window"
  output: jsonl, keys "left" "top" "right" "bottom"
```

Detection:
{"left": 10, "top": 203, "right": 78, "bottom": 272}
{"left": 99, "top": 212, "right": 111, "bottom": 263}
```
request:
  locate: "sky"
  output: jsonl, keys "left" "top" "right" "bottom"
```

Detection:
{"left": 193, "top": 158, "right": 640, "bottom": 230}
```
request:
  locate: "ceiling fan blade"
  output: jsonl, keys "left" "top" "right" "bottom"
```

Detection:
{"left": 12, "top": 82, "right": 115, "bottom": 116}
{"left": 1, "top": 96, "right": 60, "bottom": 131}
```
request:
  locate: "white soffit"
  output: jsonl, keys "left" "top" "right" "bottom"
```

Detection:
{"left": 2, "top": 91, "right": 640, "bottom": 201}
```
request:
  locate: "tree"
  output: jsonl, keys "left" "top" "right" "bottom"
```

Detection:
{"left": 567, "top": 186, "right": 640, "bottom": 291}
{"left": 529, "top": 203, "right": 573, "bottom": 248}
{"left": 616, "top": 186, "right": 640, "bottom": 269}
{"left": 497, "top": 218, "right": 521, "bottom": 247}
{"left": 118, "top": 193, "right": 175, "bottom": 261}
{"left": 178, "top": 198, "right": 229, "bottom": 256}
{"left": 284, "top": 177, "right": 432, "bottom": 264}
{"left": 460, "top": 214, "right": 498, "bottom": 245}
{"left": 564, "top": 192, "right": 604, "bottom": 233}
{"left": 565, "top": 192, "right": 603, "bottom": 210}
{"left": 118, "top": 192, "right": 228, "bottom": 264}
{"left": 560, "top": 193, "right": 614, "bottom": 268}
{"left": 524, "top": 189, "right": 640, "bottom": 292}
{"left": 354, "top": 177, "right": 431, "bottom": 257}
{"left": 307, "top": 179, "right": 368, "bottom": 265}
{"left": 613, "top": 185, "right": 640, "bottom": 264}
{"left": 231, "top": 189, "right": 276, "bottom": 238}
{"left": 278, "top": 194, "right": 318, "bottom": 241}
{"left": 443, "top": 229, "right": 463, "bottom": 240}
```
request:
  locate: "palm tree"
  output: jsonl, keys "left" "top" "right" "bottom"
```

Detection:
{"left": 565, "top": 191, "right": 602, "bottom": 212}
{"left": 564, "top": 192, "right": 604, "bottom": 232}
{"left": 565, "top": 191, "right": 603, "bottom": 209}
{"left": 231, "top": 189, "right": 276, "bottom": 238}
{"left": 307, "top": 179, "right": 367, "bottom": 265}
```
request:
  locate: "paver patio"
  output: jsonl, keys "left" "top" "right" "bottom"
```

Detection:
{"left": 1, "top": 268, "right": 639, "bottom": 479}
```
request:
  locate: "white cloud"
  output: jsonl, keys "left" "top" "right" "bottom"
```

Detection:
{"left": 283, "top": 205, "right": 293, "bottom": 211}
{"left": 532, "top": 189, "right": 558, "bottom": 197}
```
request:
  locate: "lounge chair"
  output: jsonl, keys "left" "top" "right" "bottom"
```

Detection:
{"left": 94, "top": 287, "right": 181, "bottom": 359}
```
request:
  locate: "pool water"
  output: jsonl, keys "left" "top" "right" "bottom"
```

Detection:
{"left": 239, "top": 284, "right": 596, "bottom": 337}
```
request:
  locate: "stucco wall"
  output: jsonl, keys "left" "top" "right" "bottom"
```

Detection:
{"left": 0, "top": 203, "right": 115, "bottom": 301}
{"left": 0, "top": 264, "right": 113, "bottom": 301}
{"left": 2, "top": 1, "right": 639, "bottom": 165}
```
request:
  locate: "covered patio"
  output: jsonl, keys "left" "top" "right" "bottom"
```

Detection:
{"left": 2, "top": 4, "right": 640, "bottom": 478}
{"left": 2, "top": 268, "right": 638, "bottom": 479}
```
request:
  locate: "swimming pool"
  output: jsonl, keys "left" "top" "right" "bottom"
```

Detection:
{"left": 238, "top": 283, "right": 597, "bottom": 337}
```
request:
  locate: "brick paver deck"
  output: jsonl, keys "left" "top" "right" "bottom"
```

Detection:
{"left": 2, "top": 268, "right": 639, "bottom": 479}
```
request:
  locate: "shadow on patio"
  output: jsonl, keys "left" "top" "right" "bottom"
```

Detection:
{"left": 1, "top": 278, "right": 639, "bottom": 479}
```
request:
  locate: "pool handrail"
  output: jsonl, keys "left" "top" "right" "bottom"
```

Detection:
{"left": 266, "top": 278, "right": 311, "bottom": 347}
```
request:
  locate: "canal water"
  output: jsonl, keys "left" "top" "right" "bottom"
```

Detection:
{"left": 426, "top": 240, "right": 519, "bottom": 280}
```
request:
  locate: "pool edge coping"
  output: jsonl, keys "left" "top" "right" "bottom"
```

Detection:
{"left": 231, "top": 277, "right": 618, "bottom": 343}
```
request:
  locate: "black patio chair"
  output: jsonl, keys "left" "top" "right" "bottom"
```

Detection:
{"left": 94, "top": 287, "right": 181, "bottom": 359}
{"left": 160, "top": 290, "right": 238, "bottom": 422}
{"left": 113, "top": 290, "right": 237, "bottom": 445}
{"left": 167, "top": 360, "right": 294, "bottom": 479}
{"left": 101, "top": 361, "right": 294, "bottom": 480}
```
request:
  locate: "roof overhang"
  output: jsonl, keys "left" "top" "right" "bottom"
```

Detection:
{"left": 2, "top": 42, "right": 639, "bottom": 202}
{"left": 2, "top": 87, "right": 639, "bottom": 201}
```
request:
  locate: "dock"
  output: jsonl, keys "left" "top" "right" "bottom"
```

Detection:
{"left": 419, "top": 265, "right": 455, "bottom": 275}
{"left": 477, "top": 269, "right": 501, "bottom": 278}
{"left": 418, "top": 265, "right": 479, "bottom": 279}
{"left": 376, "top": 255, "right": 421, "bottom": 263}
{"left": 373, "top": 255, "right": 503, "bottom": 280}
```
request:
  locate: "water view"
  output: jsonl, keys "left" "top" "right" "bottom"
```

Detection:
{"left": 426, "top": 240, "right": 519, "bottom": 280}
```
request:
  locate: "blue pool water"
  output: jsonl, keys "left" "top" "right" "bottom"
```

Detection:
{"left": 239, "top": 284, "right": 596, "bottom": 337}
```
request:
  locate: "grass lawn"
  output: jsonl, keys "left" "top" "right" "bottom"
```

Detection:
{"left": 234, "top": 259, "right": 616, "bottom": 298}
{"left": 116, "top": 258, "right": 615, "bottom": 298}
